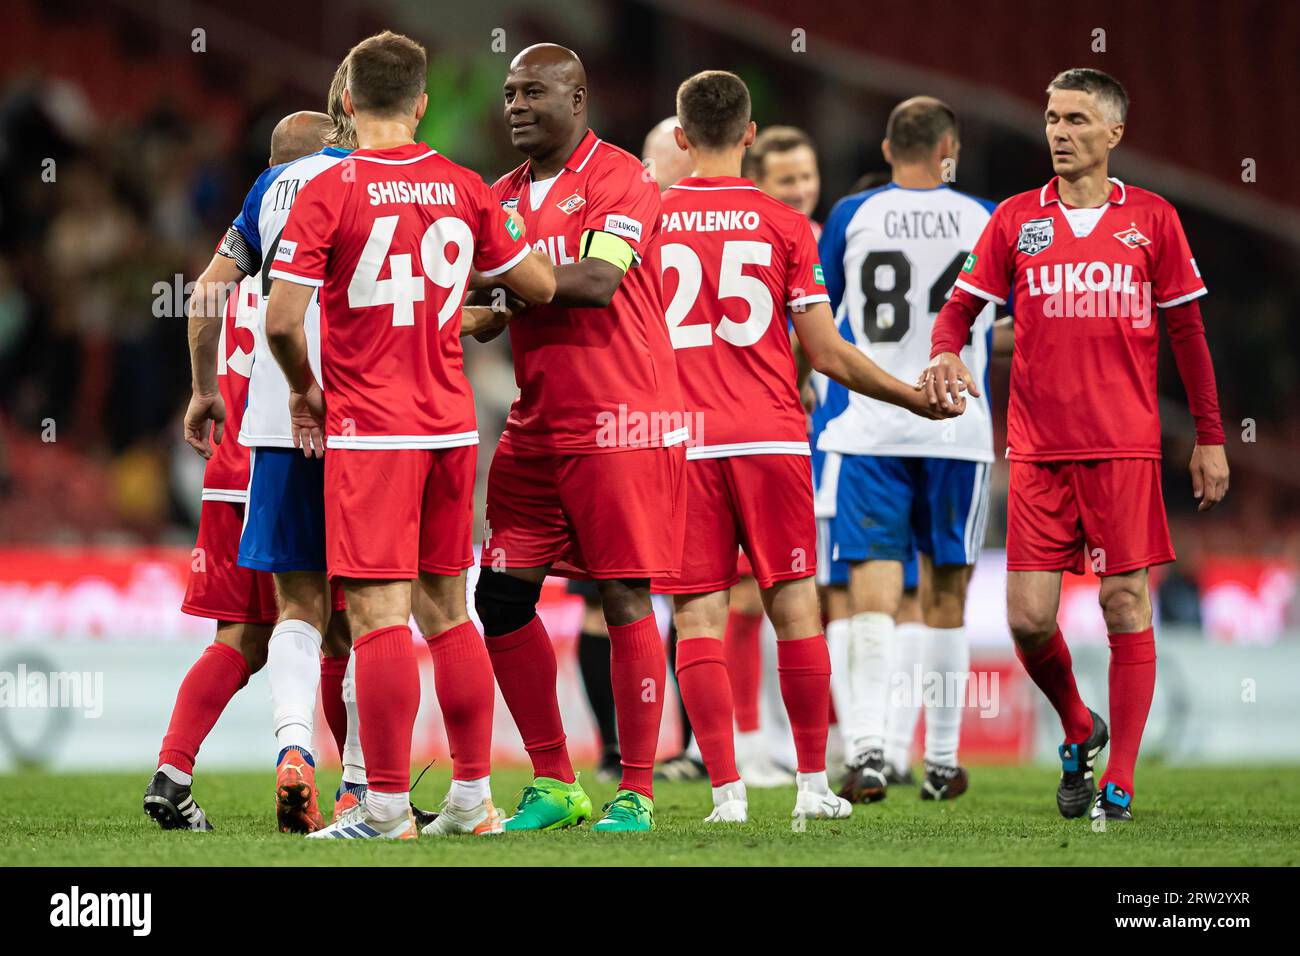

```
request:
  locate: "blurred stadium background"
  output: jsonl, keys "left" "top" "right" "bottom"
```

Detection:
{"left": 0, "top": 0, "right": 1297, "bottom": 773}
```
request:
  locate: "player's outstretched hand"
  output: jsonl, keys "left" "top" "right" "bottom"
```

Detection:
{"left": 907, "top": 379, "right": 964, "bottom": 420}
{"left": 289, "top": 382, "right": 326, "bottom": 459}
{"left": 183, "top": 391, "right": 226, "bottom": 460}
{"left": 1190, "top": 443, "right": 1229, "bottom": 512}
{"left": 918, "top": 351, "right": 979, "bottom": 414}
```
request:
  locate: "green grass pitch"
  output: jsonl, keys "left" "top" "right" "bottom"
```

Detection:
{"left": 3, "top": 765, "right": 1297, "bottom": 866}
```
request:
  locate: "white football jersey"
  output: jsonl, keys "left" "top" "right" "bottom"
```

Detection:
{"left": 814, "top": 183, "right": 997, "bottom": 462}
{"left": 217, "top": 147, "right": 350, "bottom": 448}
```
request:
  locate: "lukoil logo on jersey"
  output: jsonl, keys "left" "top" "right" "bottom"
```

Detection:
{"left": 1028, "top": 261, "right": 1153, "bottom": 326}
{"left": 603, "top": 214, "right": 642, "bottom": 243}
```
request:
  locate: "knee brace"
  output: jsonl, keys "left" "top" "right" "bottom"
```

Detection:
{"left": 474, "top": 572, "right": 543, "bottom": 637}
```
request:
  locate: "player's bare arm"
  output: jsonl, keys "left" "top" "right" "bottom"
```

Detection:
{"left": 494, "top": 246, "right": 557, "bottom": 306}
{"left": 264, "top": 279, "right": 325, "bottom": 459}
{"left": 459, "top": 305, "right": 508, "bottom": 340}
{"left": 793, "top": 300, "right": 959, "bottom": 420}
{"left": 548, "top": 255, "right": 625, "bottom": 308}
{"left": 184, "top": 252, "right": 246, "bottom": 459}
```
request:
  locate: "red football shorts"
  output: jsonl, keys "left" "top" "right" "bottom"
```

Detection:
{"left": 1006, "top": 458, "right": 1174, "bottom": 576}
{"left": 482, "top": 442, "right": 686, "bottom": 579}
{"left": 654, "top": 454, "right": 816, "bottom": 594}
{"left": 182, "top": 499, "right": 278, "bottom": 625}
{"left": 326, "top": 446, "right": 476, "bottom": 579}
{"left": 736, "top": 548, "right": 755, "bottom": 579}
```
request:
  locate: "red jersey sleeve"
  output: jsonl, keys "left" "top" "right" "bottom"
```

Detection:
{"left": 952, "top": 201, "right": 1013, "bottom": 305}
{"left": 786, "top": 216, "right": 830, "bottom": 310}
{"left": 1152, "top": 203, "right": 1207, "bottom": 308}
{"left": 471, "top": 176, "right": 530, "bottom": 277}
{"left": 267, "top": 172, "right": 342, "bottom": 287}
{"left": 579, "top": 155, "right": 660, "bottom": 261}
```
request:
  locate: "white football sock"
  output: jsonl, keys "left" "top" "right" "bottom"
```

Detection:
{"left": 825, "top": 618, "right": 854, "bottom": 749}
{"left": 341, "top": 650, "right": 367, "bottom": 785}
{"left": 922, "top": 626, "right": 969, "bottom": 768}
{"left": 847, "top": 612, "right": 892, "bottom": 759}
{"left": 884, "top": 621, "right": 926, "bottom": 769}
{"left": 712, "top": 779, "right": 747, "bottom": 805}
{"left": 795, "top": 770, "right": 830, "bottom": 793}
{"left": 365, "top": 788, "right": 410, "bottom": 823}
{"left": 447, "top": 776, "right": 491, "bottom": 811}
{"left": 759, "top": 617, "right": 798, "bottom": 769}
{"left": 267, "top": 618, "right": 322, "bottom": 757}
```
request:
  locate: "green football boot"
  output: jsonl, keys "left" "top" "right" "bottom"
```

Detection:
{"left": 502, "top": 777, "right": 592, "bottom": 831}
{"left": 593, "top": 790, "right": 655, "bottom": 833}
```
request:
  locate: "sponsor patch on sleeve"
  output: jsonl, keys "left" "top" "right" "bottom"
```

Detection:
{"left": 505, "top": 217, "right": 522, "bottom": 241}
{"left": 813, "top": 264, "right": 825, "bottom": 285}
{"left": 962, "top": 252, "right": 977, "bottom": 273}
{"left": 602, "top": 214, "right": 643, "bottom": 243}
{"left": 275, "top": 239, "right": 298, "bottom": 263}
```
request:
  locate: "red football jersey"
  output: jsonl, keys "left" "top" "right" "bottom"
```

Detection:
{"left": 201, "top": 274, "right": 258, "bottom": 499}
{"left": 491, "top": 129, "right": 685, "bottom": 454}
{"left": 659, "top": 177, "right": 828, "bottom": 456}
{"left": 954, "top": 177, "right": 1206, "bottom": 461}
{"left": 269, "top": 143, "right": 529, "bottom": 448}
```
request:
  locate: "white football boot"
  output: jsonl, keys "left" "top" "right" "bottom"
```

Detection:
{"left": 420, "top": 796, "right": 504, "bottom": 836}
{"left": 306, "top": 802, "right": 417, "bottom": 840}
{"left": 793, "top": 771, "right": 853, "bottom": 820}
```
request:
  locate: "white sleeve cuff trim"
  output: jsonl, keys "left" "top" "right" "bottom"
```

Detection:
{"left": 953, "top": 277, "right": 1007, "bottom": 306}
{"left": 788, "top": 294, "right": 831, "bottom": 308}
{"left": 1156, "top": 287, "right": 1208, "bottom": 309}
{"left": 201, "top": 488, "right": 248, "bottom": 503}
{"left": 268, "top": 268, "right": 324, "bottom": 288}
{"left": 478, "top": 244, "right": 532, "bottom": 278}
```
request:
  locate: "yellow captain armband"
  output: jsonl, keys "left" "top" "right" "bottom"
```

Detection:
{"left": 579, "top": 229, "right": 635, "bottom": 273}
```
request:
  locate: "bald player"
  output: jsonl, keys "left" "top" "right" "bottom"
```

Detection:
{"left": 475, "top": 44, "right": 686, "bottom": 833}
{"left": 147, "top": 107, "right": 341, "bottom": 832}
{"left": 643, "top": 116, "right": 694, "bottom": 191}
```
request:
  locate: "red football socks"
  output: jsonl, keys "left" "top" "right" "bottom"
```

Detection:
{"left": 776, "top": 635, "right": 832, "bottom": 773}
{"left": 158, "top": 641, "right": 250, "bottom": 774}
{"left": 723, "top": 609, "right": 764, "bottom": 733}
{"left": 674, "top": 637, "right": 740, "bottom": 787}
{"left": 485, "top": 615, "right": 575, "bottom": 783}
{"left": 1100, "top": 627, "right": 1157, "bottom": 796}
{"left": 608, "top": 614, "right": 666, "bottom": 799}
{"left": 319, "top": 652, "right": 349, "bottom": 761}
{"left": 1015, "top": 627, "right": 1093, "bottom": 744}
{"left": 352, "top": 625, "right": 420, "bottom": 793}
{"left": 425, "top": 621, "right": 495, "bottom": 782}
